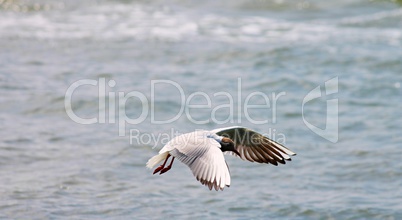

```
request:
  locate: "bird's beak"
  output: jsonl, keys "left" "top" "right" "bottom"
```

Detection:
{"left": 233, "top": 149, "right": 241, "bottom": 157}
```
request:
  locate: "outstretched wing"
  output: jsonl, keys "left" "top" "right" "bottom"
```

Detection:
{"left": 169, "top": 139, "right": 231, "bottom": 191}
{"left": 212, "top": 126, "right": 296, "bottom": 165}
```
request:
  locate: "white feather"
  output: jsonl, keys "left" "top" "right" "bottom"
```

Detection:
{"left": 146, "top": 151, "right": 169, "bottom": 169}
{"left": 165, "top": 131, "right": 231, "bottom": 190}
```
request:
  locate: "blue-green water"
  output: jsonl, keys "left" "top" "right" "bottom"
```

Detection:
{"left": 1, "top": 0, "right": 402, "bottom": 219}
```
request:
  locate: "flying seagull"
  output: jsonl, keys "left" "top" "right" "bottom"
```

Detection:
{"left": 146, "top": 126, "right": 296, "bottom": 191}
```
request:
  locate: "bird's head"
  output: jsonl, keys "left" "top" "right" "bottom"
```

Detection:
{"left": 220, "top": 137, "right": 241, "bottom": 157}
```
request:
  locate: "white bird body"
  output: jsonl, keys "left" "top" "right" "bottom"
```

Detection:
{"left": 146, "top": 126, "right": 296, "bottom": 191}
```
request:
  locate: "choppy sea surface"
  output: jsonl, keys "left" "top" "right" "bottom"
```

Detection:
{"left": 1, "top": 0, "right": 402, "bottom": 219}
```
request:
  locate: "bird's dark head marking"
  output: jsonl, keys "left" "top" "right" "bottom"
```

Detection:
{"left": 220, "top": 138, "right": 240, "bottom": 157}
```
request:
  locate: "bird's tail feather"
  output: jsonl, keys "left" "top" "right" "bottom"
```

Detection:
{"left": 146, "top": 152, "right": 169, "bottom": 169}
